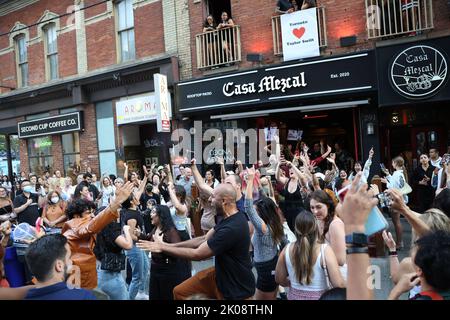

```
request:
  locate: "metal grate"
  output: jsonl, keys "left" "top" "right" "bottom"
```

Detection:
{"left": 365, "top": 0, "right": 434, "bottom": 39}
{"left": 195, "top": 25, "right": 242, "bottom": 70}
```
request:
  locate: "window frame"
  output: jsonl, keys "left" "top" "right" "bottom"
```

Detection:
{"left": 14, "top": 34, "right": 28, "bottom": 88}
{"left": 42, "top": 23, "right": 59, "bottom": 81}
{"left": 115, "top": 0, "right": 136, "bottom": 63}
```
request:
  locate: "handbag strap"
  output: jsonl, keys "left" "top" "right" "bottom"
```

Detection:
{"left": 320, "top": 243, "right": 333, "bottom": 289}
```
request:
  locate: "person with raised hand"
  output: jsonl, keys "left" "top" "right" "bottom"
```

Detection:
{"left": 61, "top": 181, "right": 135, "bottom": 289}
{"left": 137, "top": 183, "right": 255, "bottom": 300}
{"left": 335, "top": 172, "right": 378, "bottom": 300}
{"left": 245, "top": 166, "right": 285, "bottom": 300}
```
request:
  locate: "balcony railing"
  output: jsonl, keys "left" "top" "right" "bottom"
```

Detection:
{"left": 196, "top": 25, "right": 242, "bottom": 70}
{"left": 272, "top": 7, "right": 327, "bottom": 56}
{"left": 366, "top": 0, "right": 434, "bottom": 39}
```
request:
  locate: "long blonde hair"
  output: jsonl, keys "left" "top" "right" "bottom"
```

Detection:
{"left": 411, "top": 208, "right": 450, "bottom": 246}
{"left": 292, "top": 210, "right": 319, "bottom": 285}
{"left": 393, "top": 156, "right": 408, "bottom": 183}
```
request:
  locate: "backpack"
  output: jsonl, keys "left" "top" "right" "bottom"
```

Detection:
{"left": 412, "top": 291, "right": 444, "bottom": 300}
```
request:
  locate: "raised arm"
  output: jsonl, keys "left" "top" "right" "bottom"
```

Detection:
{"left": 164, "top": 164, "right": 174, "bottom": 185}
{"left": 190, "top": 159, "right": 213, "bottom": 196}
{"left": 245, "top": 167, "right": 267, "bottom": 234}
{"left": 275, "top": 161, "right": 288, "bottom": 185}
{"left": 336, "top": 172, "right": 377, "bottom": 300}
{"left": 363, "top": 148, "right": 374, "bottom": 181}
{"left": 123, "top": 162, "right": 129, "bottom": 182}
{"left": 386, "top": 189, "right": 430, "bottom": 237}
{"left": 168, "top": 182, "right": 188, "bottom": 215}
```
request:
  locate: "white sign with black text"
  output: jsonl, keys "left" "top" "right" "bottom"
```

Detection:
{"left": 154, "top": 73, "right": 172, "bottom": 132}
{"left": 280, "top": 8, "right": 320, "bottom": 62}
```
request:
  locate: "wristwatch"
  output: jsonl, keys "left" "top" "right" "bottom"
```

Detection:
{"left": 345, "top": 233, "right": 368, "bottom": 247}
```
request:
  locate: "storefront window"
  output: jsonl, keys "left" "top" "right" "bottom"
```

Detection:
{"left": 96, "top": 101, "right": 117, "bottom": 176}
{"left": 62, "top": 132, "right": 80, "bottom": 180}
{"left": 28, "top": 136, "right": 53, "bottom": 175}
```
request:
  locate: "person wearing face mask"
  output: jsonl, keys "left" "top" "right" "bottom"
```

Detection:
{"left": 139, "top": 175, "right": 161, "bottom": 211}
{"left": 13, "top": 180, "right": 46, "bottom": 226}
{"left": 24, "top": 234, "right": 96, "bottom": 300}
{"left": 42, "top": 191, "right": 67, "bottom": 234}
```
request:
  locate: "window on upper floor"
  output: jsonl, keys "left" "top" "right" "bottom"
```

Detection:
{"left": 206, "top": 0, "right": 232, "bottom": 24}
{"left": 15, "top": 34, "right": 28, "bottom": 88}
{"left": 116, "top": 0, "right": 135, "bottom": 62}
{"left": 43, "top": 23, "right": 59, "bottom": 80}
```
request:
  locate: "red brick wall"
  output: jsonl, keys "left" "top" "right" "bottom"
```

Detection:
{"left": 58, "top": 30, "right": 78, "bottom": 78}
{"left": 79, "top": 103, "right": 100, "bottom": 176}
{"left": 86, "top": 18, "right": 116, "bottom": 70}
{"left": 84, "top": 0, "right": 108, "bottom": 19}
{"left": 27, "top": 41, "right": 45, "bottom": 86}
{"left": 134, "top": 1, "right": 165, "bottom": 59}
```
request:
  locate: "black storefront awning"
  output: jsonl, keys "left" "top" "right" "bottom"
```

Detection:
{"left": 175, "top": 51, "right": 377, "bottom": 115}
{"left": 376, "top": 35, "right": 450, "bottom": 107}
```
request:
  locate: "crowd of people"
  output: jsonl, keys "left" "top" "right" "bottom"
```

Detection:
{"left": 0, "top": 136, "right": 449, "bottom": 301}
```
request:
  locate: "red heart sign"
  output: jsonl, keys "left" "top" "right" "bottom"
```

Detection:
{"left": 293, "top": 27, "right": 306, "bottom": 39}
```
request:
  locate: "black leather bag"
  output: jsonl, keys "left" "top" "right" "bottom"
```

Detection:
{"left": 101, "top": 252, "right": 126, "bottom": 272}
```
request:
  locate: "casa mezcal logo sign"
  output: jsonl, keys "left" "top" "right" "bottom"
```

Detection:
{"left": 390, "top": 45, "right": 448, "bottom": 99}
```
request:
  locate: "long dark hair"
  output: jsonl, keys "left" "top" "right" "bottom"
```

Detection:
{"left": 255, "top": 196, "right": 285, "bottom": 245}
{"left": 292, "top": 210, "right": 319, "bottom": 285}
{"left": 310, "top": 190, "right": 335, "bottom": 241}
{"left": 73, "top": 182, "right": 88, "bottom": 199}
{"left": 155, "top": 205, "right": 176, "bottom": 234}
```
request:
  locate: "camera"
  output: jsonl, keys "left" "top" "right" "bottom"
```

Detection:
{"left": 377, "top": 192, "right": 392, "bottom": 208}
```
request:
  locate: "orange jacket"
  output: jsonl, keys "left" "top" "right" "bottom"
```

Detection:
{"left": 61, "top": 206, "right": 119, "bottom": 289}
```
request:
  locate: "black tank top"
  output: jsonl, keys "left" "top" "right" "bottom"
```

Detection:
{"left": 0, "top": 204, "right": 13, "bottom": 215}
{"left": 281, "top": 179, "right": 304, "bottom": 209}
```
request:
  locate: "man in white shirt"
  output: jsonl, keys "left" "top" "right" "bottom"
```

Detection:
{"left": 430, "top": 148, "right": 443, "bottom": 191}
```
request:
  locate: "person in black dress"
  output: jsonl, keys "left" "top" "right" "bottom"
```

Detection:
{"left": 413, "top": 154, "right": 436, "bottom": 213}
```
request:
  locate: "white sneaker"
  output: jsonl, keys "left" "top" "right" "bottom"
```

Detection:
{"left": 135, "top": 292, "right": 149, "bottom": 300}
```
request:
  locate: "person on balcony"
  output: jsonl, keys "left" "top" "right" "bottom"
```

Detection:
{"left": 275, "top": 0, "right": 295, "bottom": 14}
{"left": 203, "top": 15, "right": 218, "bottom": 67}
{"left": 217, "top": 12, "right": 235, "bottom": 66}
{"left": 301, "top": 0, "right": 316, "bottom": 10}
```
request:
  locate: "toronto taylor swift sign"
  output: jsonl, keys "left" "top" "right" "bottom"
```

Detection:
{"left": 390, "top": 45, "right": 448, "bottom": 99}
{"left": 176, "top": 52, "right": 376, "bottom": 113}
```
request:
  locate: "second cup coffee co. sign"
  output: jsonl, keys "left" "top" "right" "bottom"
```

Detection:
{"left": 18, "top": 112, "right": 83, "bottom": 139}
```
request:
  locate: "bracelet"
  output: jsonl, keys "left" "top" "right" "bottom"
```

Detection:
{"left": 389, "top": 251, "right": 398, "bottom": 256}
{"left": 346, "top": 246, "right": 369, "bottom": 255}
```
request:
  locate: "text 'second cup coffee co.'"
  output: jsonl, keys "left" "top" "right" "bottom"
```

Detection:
{"left": 17, "top": 112, "right": 83, "bottom": 139}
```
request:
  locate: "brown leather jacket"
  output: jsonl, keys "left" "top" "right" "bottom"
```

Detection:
{"left": 61, "top": 206, "right": 119, "bottom": 289}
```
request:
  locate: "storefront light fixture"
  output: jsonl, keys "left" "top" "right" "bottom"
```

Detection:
{"left": 340, "top": 35, "right": 357, "bottom": 47}
{"left": 247, "top": 53, "right": 263, "bottom": 62}
{"left": 367, "top": 122, "right": 375, "bottom": 135}
{"left": 210, "top": 100, "right": 369, "bottom": 120}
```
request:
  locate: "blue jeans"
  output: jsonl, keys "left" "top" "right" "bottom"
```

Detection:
{"left": 97, "top": 269, "right": 129, "bottom": 300}
{"left": 125, "top": 245, "right": 149, "bottom": 299}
